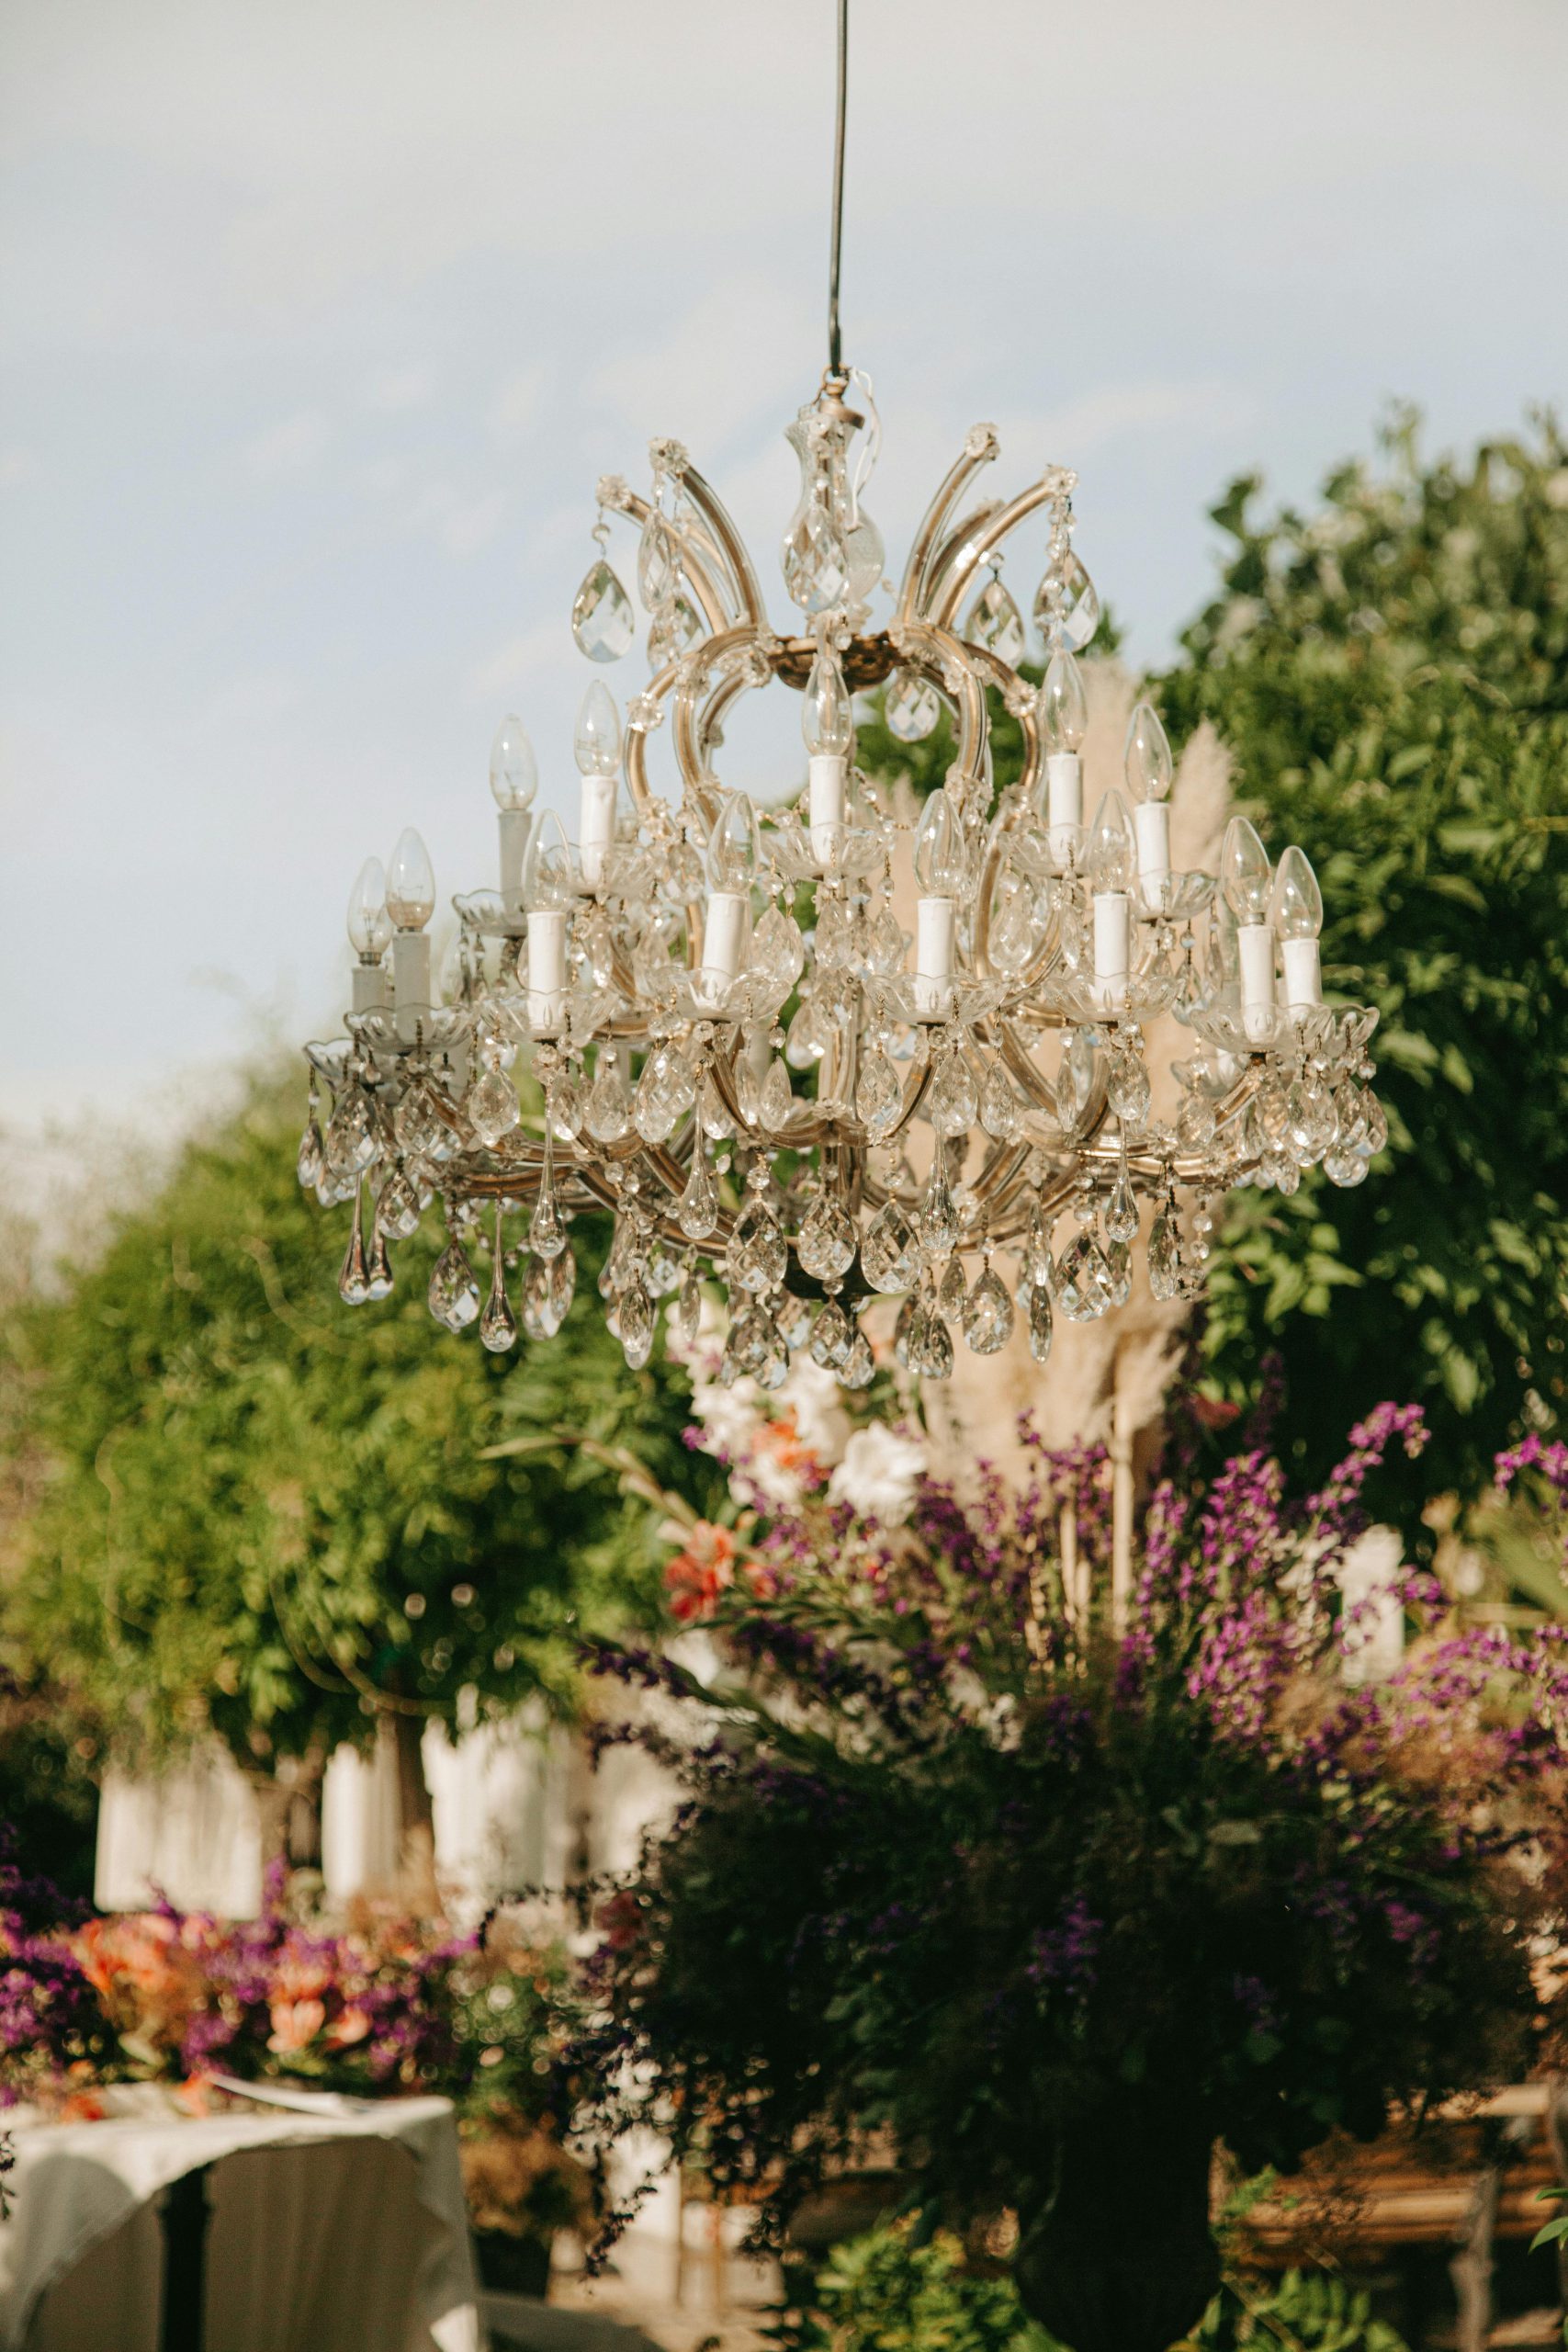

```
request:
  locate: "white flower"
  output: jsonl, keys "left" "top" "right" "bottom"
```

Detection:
{"left": 777, "top": 1358, "right": 851, "bottom": 1468}
{"left": 827, "top": 1424, "right": 927, "bottom": 1527}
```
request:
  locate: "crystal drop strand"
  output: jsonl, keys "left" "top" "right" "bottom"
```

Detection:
{"left": 521, "top": 1255, "right": 551, "bottom": 1341}
{"left": 1105, "top": 1154, "right": 1140, "bottom": 1245}
{"left": 726, "top": 1164, "right": 787, "bottom": 1294}
{"left": 376, "top": 1165, "right": 421, "bottom": 1241}
{"left": 917, "top": 1159, "right": 959, "bottom": 1261}
{"left": 893, "top": 1291, "right": 918, "bottom": 1371}
{"left": 927, "top": 1039, "right": 978, "bottom": 1138}
{"left": 676, "top": 1255, "right": 703, "bottom": 1345}
{"left": 1026, "top": 1278, "right": 1055, "bottom": 1364}
{"left": 1106, "top": 1042, "right": 1151, "bottom": 1131}
{"left": 429, "top": 1233, "right": 480, "bottom": 1331}
{"left": 1057, "top": 1184, "right": 1114, "bottom": 1323}
{"left": 597, "top": 1214, "right": 633, "bottom": 1300}
{"left": 547, "top": 1241, "right": 577, "bottom": 1329}
{"left": 327, "top": 1080, "right": 378, "bottom": 1177}
{"left": 479, "top": 1205, "right": 519, "bottom": 1351}
{"left": 529, "top": 1124, "right": 565, "bottom": 1261}
{"left": 912, "top": 1279, "right": 954, "bottom": 1381}
{"left": 550, "top": 1066, "right": 584, "bottom": 1142}
{"left": 297, "top": 1078, "right": 325, "bottom": 1191}
{"left": 964, "top": 1249, "right": 1014, "bottom": 1355}
{"left": 616, "top": 1272, "right": 655, "bottom": 1369}
{"left": 338, "top": 1184, "right": 371, "bottom": 1305}
{"left": 966, "top": 566, "right": 1026, "bottom": 665}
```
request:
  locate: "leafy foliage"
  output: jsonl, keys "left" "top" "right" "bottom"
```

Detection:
{"left": 1157, "top": 412, "right": 1568, "bottom": 1512}
{"left": 1, "top": 1067, "right": 716, "bottom": 1769}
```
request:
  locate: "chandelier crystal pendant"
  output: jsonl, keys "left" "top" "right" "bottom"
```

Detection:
{"left": 299, "top": 13, "right": 1386, "bottom": 1393}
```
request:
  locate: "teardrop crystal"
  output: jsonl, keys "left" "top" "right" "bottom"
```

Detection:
{"left": 376, "top": 1168, "right": 421, "bottom": 1241}
{"left": 468, "top": 1067, "right": 521, "bottom": 1148}
{"left": 726, "top": 1197, "right": 787, "bottom": 1295}
{"left": 917, "top": 1162, "right": 959, "bottom": 1260}
{"left": 884, "top": 668, "right": 942, "bottom": 744}
{"left": 548, "top": 1242, "right": 577, "bottom": 1329}
{"left": 429, "top": 1239, "right": 480, "bottom": 1330}
{"left": 760, "top": 1057, "right": 795, "bottom": 1132}
{"left": 1105, "top": 1165, "right": 1139, "bottom": 1245}
{"left": 678, "top": 1148, "right": 718, "bottom": 1240}
{"left": 571, "top": 558, "right": 636, "bottom": 662}
{"left": 585, "top": 1059, "right": 632, "bottom": 1143}
{"left": 528, "top": 1182, "right": 565, "bottom": 1261}
{"left": 297, "top": 1120, "right": 325, "bottom": 1192}
{"left": 338, "top": 1192, "right": 370, "bottom": 1306}
{"left": 797, "top": 1193, "right": 858, "bottom": 1281}
{"left": 677, "top": 1267, "right": 702, "bottom": 1343}
{"left": 927, "top": 1049, "right": 978, "bottom": 1139}
{"left": 1027, "top": 1278, "right": 1055, "bottom": 1364}
{"left": 1057, "top": 1231, "right": 1114, "bottom": 1322}
{"left": 964, "top": 1264, "right": 1014, "bottom": 1354}
{"left": 698, "top": 1068, "right": 735, "bottom": 1139}
{"left": 938, "top": 1253, "right": 968, "bottom": 1319}
{"left": 979, "top": 1062, "right": 1022, "bottom": 1144}
{"left": 809, "top": 1296, "right": 853, "bottom": 1371}
{"left": 1106, "top": 1049, "right": 1152, "bottom": 1131}
{"left": 327, "top": 1084, "right": 378, "bottom": 1176}
{"left": 637, "top": 510, "right": 678, "bottom": 613}
{"left": 855, "top": 1046, "right": 902, "bottom": 1140}
{"left": 479, "top": 1254, "right": 518, "bottom": 1352}
{"left": 1034, "top": 549, "right": 1100, "bottom": 651}
{"left": 841, "top": 1328, "right": 875, "bottom": 1389}
{"left": 966, "top": 573, "right": 1026, "bottom": 665}
{"left": 912, "top": 1302, "right": 954, "bottom": 1381}
{"left": 750, "top": 904, "right": 806, "bottom": 992}
{"left": 1147, "top": 1209, "right": 1180, "bottom": 1301}
{"left": 616, "top": 1274, "right": 655, "bottom": 1367}
{"left": 863, "top": 1197, "right": 919, "bottom": 1294}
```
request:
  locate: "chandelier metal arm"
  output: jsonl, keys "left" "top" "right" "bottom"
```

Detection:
{"left": 930, "top": 477, "right": 1074, "bottom": 632}
{"left": 676, "top": 466, "right": 770, "bottom": 633}
{"left": 896, "top": 429, "right": 999, "bottom": 622}
{"left": 597, "top": 480, "right": 735, "bottom": 633}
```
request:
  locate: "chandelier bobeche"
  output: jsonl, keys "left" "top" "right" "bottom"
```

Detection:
{"left": 299, "top": 374, "right": 1386, "bottom": 1388}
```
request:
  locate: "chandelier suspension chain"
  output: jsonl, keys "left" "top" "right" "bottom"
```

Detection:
{"left": 827, "top": 0, "right": 849, "bottom": 376}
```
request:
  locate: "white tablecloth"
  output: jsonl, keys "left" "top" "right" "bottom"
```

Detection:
{"left": 0, "top": 2090, "right": 481, "bottom": 2352}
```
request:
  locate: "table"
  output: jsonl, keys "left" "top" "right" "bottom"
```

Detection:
{"left": 0, "top": 2086, "right": 481, "bottom": 2352}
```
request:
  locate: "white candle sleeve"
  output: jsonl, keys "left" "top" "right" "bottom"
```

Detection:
{"left": 914, "top": 895, "right": 956, "bottom": 1017}
{"left": 579, "top": 775, "right": 616, "bottom": 889}
{"left": 1239, "top": 922, "right": 1277, "bottom": 1041}
{"left": 1092, "top": 890, "right": 1131, "bottom": 1007}
{"left": 702, "top": 891, "right": 748, "bottom": 991}
{"left": 526, "top": 909, "right": 569, "bottom": 1035}
{"left": 351, "top": 961, "right": 389, "bottom": 1014}
{"left": 498, "top": 808, "right": 531, "bottom": 919}
{"left": 1282, "top": 936, "right": 1323, "bottom": 1011}
{"left": 391, "top": 932, "right": 431, "bottom": 1044}
{"left": 1134, "top": 802, "right": 1171, "bottom": 898}
{"left": 807, "top": 752, "right": 846, "bottom": 866}
{"left": 1045, "top": 752, "right": 1083, "bottom": 861}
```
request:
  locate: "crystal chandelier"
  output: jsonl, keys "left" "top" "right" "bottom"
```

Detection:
{"left": 299, "top": 8, "right": 1386, "bottom": 1392}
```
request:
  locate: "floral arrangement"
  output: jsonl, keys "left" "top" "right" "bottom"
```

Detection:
{"left": 575, "top": 1384, "right": 1568, "bottom": 2352}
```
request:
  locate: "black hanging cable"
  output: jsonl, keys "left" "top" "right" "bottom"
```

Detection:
{"left": 827, "top": 0, "right": 849, "bottom": 377}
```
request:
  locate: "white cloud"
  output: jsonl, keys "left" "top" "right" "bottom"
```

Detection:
{"left": 489, "top": 362, "right": 548, "bottom": 448}
{"left": 367, "top": 360, "right": 438, "bottom": 412}
{"left": 242, "top": 410, "right": 331, "bottom": 478}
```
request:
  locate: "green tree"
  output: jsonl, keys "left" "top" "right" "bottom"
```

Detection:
{"left": 1, "top": 1067, "right": 711, "bottom": 1857}
{"left": 1158, "top": 411, "right": 1568, "bottom": 1514}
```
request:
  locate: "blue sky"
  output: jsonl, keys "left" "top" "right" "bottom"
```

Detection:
{"left": 3, "top": 0, "right": 1564, "bottom": 1131}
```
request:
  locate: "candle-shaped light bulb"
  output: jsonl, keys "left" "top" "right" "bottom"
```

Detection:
{"left": 913, "top": 787, "right": 966, "bottom": 895}
{"left": 385, "top": 828, "right": 435, "bottom": 930}
{"left": 1123, "top": 701, "right": 1172, "bottom": 804}
{"left": 346, "top": 857, "right": 391, "bottom": 958}
{"left": 704, "top": 790, "right": 762, "bottom": 894}
{"left": 1272, "top": 845, "right": 1323, "bottom": 940}
{"left": 1273, "top": 844, "right": 1325, "bottom": 1012}
{"left": 1086, "top": 791, "right": 1136, "bottom": 892}
{"left": 523, "top": 808, "right": 574, "bottom": 911}
{"left": 573, "top": 681, "right": 621, "bottom": 779}
{"left": 1125, "top": 700, "right": 1174, "bottom": 899}
{"left": 1039, "top": 650, "right": 1088, "bottom": 754}
{"left": 1220, "top": 816, "right": 1273, "bottom": 922}
{"left": 490, "top": 714, "right": 537, "bottom": 811}
{"left": 802, "top": 647, "right": 853, "bottom": 757}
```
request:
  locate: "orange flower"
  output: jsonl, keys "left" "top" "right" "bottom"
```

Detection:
{"left": 324, "top": 2006, "right": 371, "bottom": 2050}
{"left": 664, "top": 1521, "right": 738, "bottom": 1622}
{"left": 266, "top": 1997, "right": 327, "bottom": 2053}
